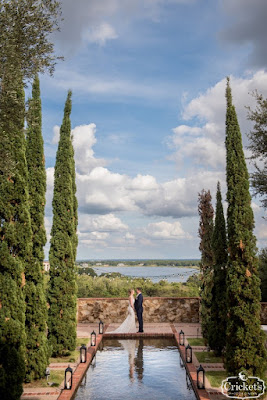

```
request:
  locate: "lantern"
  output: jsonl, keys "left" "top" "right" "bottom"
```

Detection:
{"left": 197, "top": 364, "right": 205, "bottom": 389}
{"left": 45, "top": 367, "right": 50, "bottom": 382}
{"left": 99, "top": 320, "right": 104, "bottom": 334}
{"left": 91, "top": 330, "right": 96, "bottom": 346}
{"left": 80, "top": 344, "right": 87, "bottom": 363}
{"left": 179, "top": 330, "right": 185, "bottom": 346}
{"left": 64, "top": 365, "right": 73, "bottom": 390}
{"left": 185, "top": 344, "right": 192, "bottom": 363}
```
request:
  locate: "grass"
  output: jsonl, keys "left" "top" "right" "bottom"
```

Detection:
{"left": 194, "top": 351, "right": 223, "bottom": 363}
{"left": 50, "top": 337, "right": 90, "bottom": 364}
{"left": 205, "top": 371, "right": 228, "bottom": 388}
{"left": 24, "top": 370, "right": 65, "bottom": 388}
{"left": 187, "top": 338, "right": 206, "bottom": 346}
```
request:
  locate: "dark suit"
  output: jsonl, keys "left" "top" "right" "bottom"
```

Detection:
{"left": 134, "top": 293, "right": 143, "bottom": 332}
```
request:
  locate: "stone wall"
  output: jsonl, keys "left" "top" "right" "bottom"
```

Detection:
{"left": 78, "top": 297, "right": 200, "bottom": 323}
{"left": 261, "top": 302, "right": 267, "bottom": 325}
{"left": 78, "top": 298, "right": 267, "bottom": 325}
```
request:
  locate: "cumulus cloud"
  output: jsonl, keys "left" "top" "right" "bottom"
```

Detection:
{"left": 78, "top": 213, "right": 128, "bottom": 233}
{"left": 72, "top": 124, "right": 107, "bottom": 174}
{"left": 145, "top": 221, "right": 192, "bottom": 240}
{"left": 52, "top": 125, "right": 60, "bottom": 144}
{"left": 170, "top": 71, "right": 267, "bottom": 169}
{"left": 220, "top": 0, "right": 267, "bottom": 67}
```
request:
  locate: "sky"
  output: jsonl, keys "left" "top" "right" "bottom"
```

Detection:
{"left": 39, "top": 0, "right": 267, "bottom": 260}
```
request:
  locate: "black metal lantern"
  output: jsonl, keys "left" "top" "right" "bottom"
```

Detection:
{"left": 179, "top": 330, "right": 185, "bottom": 346}
{"left": 185, "top": 344, "right": 192, "bottom": 363}
{"left": 91, "top": 330, "right": 96, "bottom": 346}
{"left": 80, "top": 344, "right": 87, "bottom": 363}
{"left": 64, "top": 365, "right": 73, "bottom": 390}
{"left": 197, "top": 364, "right": 205, "bottom": 389}
{"left": 45, "top": 367, "right": 50, "bottom": 382}
{"left": 99, "top": 320, "right": 104, "bottom": 334}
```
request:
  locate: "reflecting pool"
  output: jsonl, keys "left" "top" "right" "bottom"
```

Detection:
{"left": 74, "top": 338, "right": 197, "bottom": 400}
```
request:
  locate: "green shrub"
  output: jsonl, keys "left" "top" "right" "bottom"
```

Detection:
{"left": 76, "top": 274, "right": 200, "bottom": 298}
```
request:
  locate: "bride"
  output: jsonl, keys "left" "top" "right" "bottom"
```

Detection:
{"left": 110, "top": 289, "right": 136, "bottom": 333}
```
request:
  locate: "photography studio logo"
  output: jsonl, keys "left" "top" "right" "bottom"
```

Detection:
{"left": 221, "top": 371, "right": 265, "bottom": 399}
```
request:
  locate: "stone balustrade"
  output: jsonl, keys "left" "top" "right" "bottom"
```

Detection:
{"left": 78, "top": 298, "right": 267, "bottom": 325}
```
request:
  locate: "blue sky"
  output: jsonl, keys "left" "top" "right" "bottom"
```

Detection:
{"left": 40, "top": 0, "right": 267, "bottom": 260}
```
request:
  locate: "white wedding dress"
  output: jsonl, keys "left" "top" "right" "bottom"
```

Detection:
{"left": 110, "top": 299, "right": 136, "bottom": 333}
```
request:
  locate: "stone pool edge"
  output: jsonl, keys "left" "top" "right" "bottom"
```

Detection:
{"left": 58, "top": 324, "right": 210, "bottom": 400}
{"left": 171, "top": 324, "right": 209, "bottom": 400}
{"left": 57, "top": 325, "right": 109, "bottom": 400}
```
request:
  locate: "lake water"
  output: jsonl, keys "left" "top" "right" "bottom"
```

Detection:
{"left": 74, "top": 338, "right": 196, "bottom": 400}
{"left": 92, "top": 266, "right": 199, "bottom": 283}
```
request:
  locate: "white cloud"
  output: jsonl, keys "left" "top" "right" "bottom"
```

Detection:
{"left": 79, "top": 213, "right": 128, "bottom": 233}
{"left": 72, "top": 124, "right": 106, "bottom": 174}
{"left": 52, "top": 125, "right": 60, "bottom": 144}
{"left": 83, "top": 22, "right": 118, "bottom": 45}
{"left": 145, "top": 221, "right": 192, "bottom": 240}
{"left": 170, "top": 71, "right": 267, "bottom": 170}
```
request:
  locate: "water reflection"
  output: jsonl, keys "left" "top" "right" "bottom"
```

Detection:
{"left": 135, "top": 339, "right": 144, "bottom": 382}
{"left": 75, "top": 339, "right": 197, "bottom": 400}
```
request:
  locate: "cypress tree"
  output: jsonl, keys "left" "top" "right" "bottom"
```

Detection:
{"left": 48, "top": 91, "right": 77, "bottom": 356}
{"left": 198, "top": 189, "right": 214, "bottom": 342}
{"left": 70, "top": 131, "right": 78, "bottom": 261}
{"left": 24, "top": 75, "right": 49, "bottom": 381}
{"left": 208, "top": 182, "right": 227, "bottom": 356}
{"left": 225, "top": 78, "right": 267, "bottom": 376}
{"left": 0, "top": 69, "right": 31, "bottom": 399}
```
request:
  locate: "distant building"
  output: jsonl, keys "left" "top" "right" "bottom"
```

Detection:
{"left": 96, "top": 263, "right": 102, "bottom": 266}
{"left": 117, "top": 263, "right": 125, "bottom": 267}
{"left": 82, "top": 263, "right": 89, "bottom": 268}
{"left": 43, "top": 261, "right": 50, "bottom": 272}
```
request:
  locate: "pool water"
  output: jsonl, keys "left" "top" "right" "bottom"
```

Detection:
{"left": 74, "top": 338, "right": 197, "bottom": 400}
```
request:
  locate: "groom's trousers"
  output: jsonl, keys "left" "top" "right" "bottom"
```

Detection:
{"left": 137, "top": 310, "right": 143, "bottom": 332}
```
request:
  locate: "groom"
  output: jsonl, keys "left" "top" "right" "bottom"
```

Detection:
{"left": 134, "top": 287, "right": 144, "bottom": 333}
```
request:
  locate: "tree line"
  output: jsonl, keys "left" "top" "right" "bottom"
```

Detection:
{"left": 0, "top": 1, "right": 78, "bottom": 399}
{"left": 198, "top": 78, "right": 267, "bottom": 378}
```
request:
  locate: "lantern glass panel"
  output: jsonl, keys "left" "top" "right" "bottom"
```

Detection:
{"left": 91, "top": 331, "right": 96, "bottom": 346}
{"left": 197, "top": 365, "right": 205, "bottom": 389}
{"left": 64, "top": 366, "right": 73, "bottom": 390}
{"left": 80, "top": 344, "right": 87, "bottom": 363}
{"left": 99, "top": 321, "right": 104, "bottom": 334}
{"left": 179, "top": 330, "right": 184, "bottom": 346}
{"left": 185, "top": 345, "right": 192, "bottom": 363}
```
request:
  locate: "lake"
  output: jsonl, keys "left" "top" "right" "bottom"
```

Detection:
{"left": 92, "top": 266, "right": 199, "bottom": 283}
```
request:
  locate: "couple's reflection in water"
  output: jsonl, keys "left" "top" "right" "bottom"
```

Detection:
{"left": 118, "top": 339, "right": 144, "bottom": 383}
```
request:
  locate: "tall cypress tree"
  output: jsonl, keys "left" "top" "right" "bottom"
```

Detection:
{"left": 48, "top": 91, "right": 77, "bottom": 356}
{"left": 208, "top": 182, "right": 227, "bottom": 356}
{"left": 0, "top": 69, "right": 31, "bottom": 399}
{"left": 24, "top": 75, "right": 49, "bottom": 381}
{"left": 225, "top": 78, "right": 266, "bottom": 376}
{"left": 198, "top": 189, "right": 214, "bottom": 342}
{"left": 70, "top": 132, "right": 78, "bottom": 261}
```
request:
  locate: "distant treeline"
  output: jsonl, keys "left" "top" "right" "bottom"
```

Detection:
{"left": 77, "top": 259, "right": 200, "bottom": 267}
